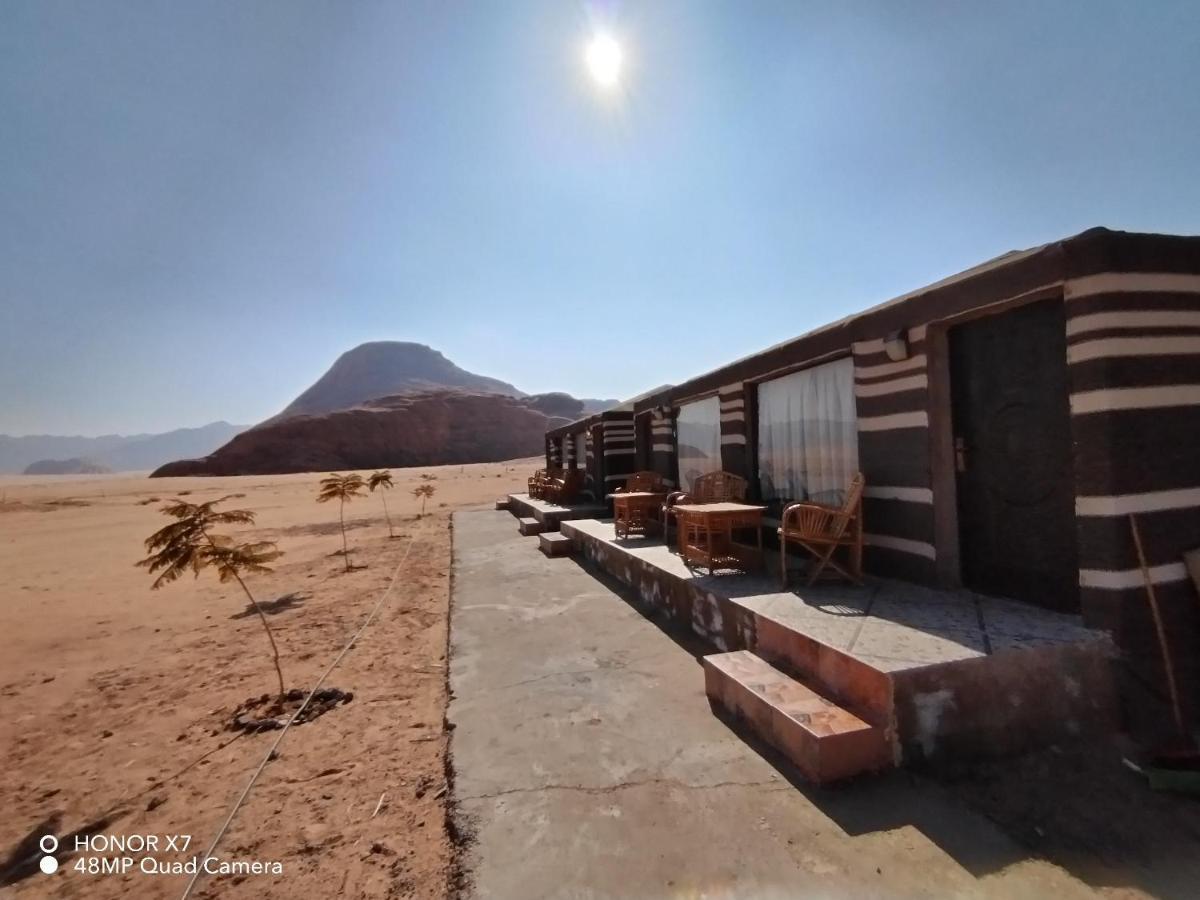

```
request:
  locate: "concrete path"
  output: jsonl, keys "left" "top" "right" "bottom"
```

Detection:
{"left": 448, "top": 510, "right": 1100, "bottom": 899}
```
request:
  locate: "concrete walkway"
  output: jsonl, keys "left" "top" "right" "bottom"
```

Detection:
{"left": 448, "top": 510, "right": 1100, "bottom": 899}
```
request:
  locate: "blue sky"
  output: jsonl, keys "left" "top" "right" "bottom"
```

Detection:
{"left": 2, "top": 1, "right": 1198, "bottom": 435}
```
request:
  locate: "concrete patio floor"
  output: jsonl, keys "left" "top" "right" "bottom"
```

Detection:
{"left": 563, "top": 518, "right": 1106, "bottom": 670}
{"left": 447, "top": 509, "right": 1107, "bottom": 899}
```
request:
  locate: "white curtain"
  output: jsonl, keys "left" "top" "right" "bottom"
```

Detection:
{"left": 573, "top": 431, "right": 586, "bottom": 470}
{"left": 676, "top": 396, "right": 722, "bottom": 491}
{"left": 757, "top": 357, "right": 858, "bottom": 506}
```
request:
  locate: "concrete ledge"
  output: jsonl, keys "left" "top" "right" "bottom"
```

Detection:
{"left": 562, "top": 517, "right": 1118, "bottom": 766}
{"left": 505, "top": 492, "right": 609, "bottom": 533}
{"left": 494, "top": 497, "right": 511, "bottom": 511}
{"left": 518, "top": 517, "right": 542, "bottom": 536}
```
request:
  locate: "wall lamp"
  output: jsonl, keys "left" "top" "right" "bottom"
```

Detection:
{"left": 884, "top": 329, "right": 910, "bottom": 362}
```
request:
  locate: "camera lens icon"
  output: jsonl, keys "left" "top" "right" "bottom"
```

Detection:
{"left": 39, "top": 836, "right": 59, "bottom": 875}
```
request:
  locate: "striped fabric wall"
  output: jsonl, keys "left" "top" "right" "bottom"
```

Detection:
{"left": 547, "top": 436, "right": 562, "bottom": 470}
{"left": 1064, "top": 272, "right": 1200, "bottom": 693}
{"left": 649, "top": 407, "right": 677, "bottom": 488}
{"left": 718, "top": 382, "right": 749, "bottom": 475}
{"left": 584, "top": 430, "right": 595, "bottom": 498}
{"left": 563, "top": 432, "right": 577, "bottom": 469}
{"left": 601, "top": 410, "right": 637, "bottom": 490}
{"left": 852, "top": 326, "right": 937, "bottom": 583}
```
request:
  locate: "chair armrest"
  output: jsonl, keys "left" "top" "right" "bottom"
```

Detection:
{"left": 781, "top": 501, "right": 844, "bottom": 536}
{"left": 781, "top": 501, "right": 826, "bottom": 524}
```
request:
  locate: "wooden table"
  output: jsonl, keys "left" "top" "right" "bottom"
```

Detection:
{"left": 609, "top": 492, "right": 668, "bottom": 539}
{"left": 673, "top": 502, "right": 766, "bottom": 574}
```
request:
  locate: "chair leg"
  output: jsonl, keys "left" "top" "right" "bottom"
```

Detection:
{"left": 805, "top": 542, "right": 839, "bottom": 586}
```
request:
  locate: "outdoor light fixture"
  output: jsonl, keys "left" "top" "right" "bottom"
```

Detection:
{"left": 884, "top": 330, "right": 910, "bottom": 361}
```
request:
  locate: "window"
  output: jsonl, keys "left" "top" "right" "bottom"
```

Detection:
{"left": 756, "top": 357, "right": 858, "bottom": 506}
{"left": 676, "top": 395, "right": 721, "bottom": 491}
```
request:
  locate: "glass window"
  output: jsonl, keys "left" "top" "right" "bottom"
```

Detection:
{"left": 756, "top": 357, "right": 859, "bottom": 506}
{"left": 676, "top": 395, "right": 721, "bottom": 491}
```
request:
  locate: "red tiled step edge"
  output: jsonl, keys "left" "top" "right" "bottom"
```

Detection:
{"left": 539, "top": 532, "right": 572, "bottom": 557}
{"left": 518, "top": 517, "right": 542, "bottom": 536}
{"left": 703, "top": 650, "right": 892, "bottom": 784}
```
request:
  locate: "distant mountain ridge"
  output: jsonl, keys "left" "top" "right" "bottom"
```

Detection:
{"left": 153, "top": 391, "right": 560, "bottom": 477}
{"left": 1, "top": 422, "right": 247, "bottom": 474}
{"left": 272, "top": 342, "right": 524, "bottom": 421}
{"left": 271, "top": 341, "right": 619, "bottom": 424}
{"left": 23, "top": 457, "right": 113, "bottom": 475}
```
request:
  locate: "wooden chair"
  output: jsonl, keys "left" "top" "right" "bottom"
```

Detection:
{"left": 527, "top": 468, "right": 547, "bottom": 499}
{"left": 778, "top": 473, "right": 865, "bottom": 587}
{"left": 543, "top": 469, "right": 584, "bottom": 505}
{"left": 614, "top": 471, "right": 666, "bottom": 494}
{"left": 662, "top": 471, "right": 748, "bottom": 549}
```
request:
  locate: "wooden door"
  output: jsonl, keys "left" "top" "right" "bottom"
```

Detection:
{"left": 949, "top": 298, "right": 1079, "bottom": 610}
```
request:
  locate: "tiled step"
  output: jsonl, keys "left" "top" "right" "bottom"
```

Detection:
{"left": 539, "top": 532, "right": 573, "bottom": 557}
{"left": 518, "top": 517, "right": 543, "bottom": 536}
{"left": 703, "top": 650, "right": 891, "bottom": 784}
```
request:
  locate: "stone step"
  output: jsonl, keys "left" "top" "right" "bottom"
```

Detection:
{"left": 752, "top": 612, "right": 892, "bottom": 728}
{"left": 702, "top": 650, "right": 891, "bottom": 784}
{"left": 494, "top": 497, "right": 511, "bottom": 511}
{"left": 539, "top": 532, "right": 573, "bottom": 557}
{"left": 518, "top": 517, "right": 543, "bottom": 536}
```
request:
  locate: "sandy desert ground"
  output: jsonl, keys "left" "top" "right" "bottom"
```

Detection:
{"left": 0, "top": 460, "right": 536, "bottom": 899}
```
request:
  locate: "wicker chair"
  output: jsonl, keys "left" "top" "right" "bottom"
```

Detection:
{"left": 778, "top": 473, "right": 865, "bottom": 586}
{"left": 543, "top": 469, "right": 584, "bottom": 505}
{"left": 614, "top": 471, "right": 666, "bottom": 494}
{"left": 662, "top": 471, "right": 748, "bottom": 549}
{"left": 528, "top": 468, "right": 553, "bottom": 500}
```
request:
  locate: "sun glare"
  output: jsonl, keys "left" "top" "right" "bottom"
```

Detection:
{"left": 585, "top": 33, "right": 622, "bottom": 89}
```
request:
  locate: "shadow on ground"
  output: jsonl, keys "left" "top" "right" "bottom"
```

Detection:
{"left": 229, "top": 591, "right": 308, "bottom": 619}
{"left": 575, "top": 556, "right": 1200, "bottom": 899}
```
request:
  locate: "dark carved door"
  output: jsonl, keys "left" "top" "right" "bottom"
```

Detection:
{"left": 949, "top": 298, "right": 1079, "bottom": 610}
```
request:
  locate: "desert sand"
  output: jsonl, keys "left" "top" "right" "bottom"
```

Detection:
{"left": 0, "top": 460, "right": 536, "bottom": 898}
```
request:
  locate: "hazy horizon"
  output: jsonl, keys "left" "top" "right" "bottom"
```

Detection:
{"left": 4, "top": 1, "right": 1198, "bottom": 435}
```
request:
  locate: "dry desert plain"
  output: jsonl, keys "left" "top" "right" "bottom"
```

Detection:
{"left": 0, "top": 460, "right": 536, "bottom": 899}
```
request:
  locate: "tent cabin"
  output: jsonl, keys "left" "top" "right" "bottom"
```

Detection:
{"left": 562, "top": 227, "right": 1199, "bottom": 700}
{"left": 545, "top": 386, "right": 676, "bottom": 502}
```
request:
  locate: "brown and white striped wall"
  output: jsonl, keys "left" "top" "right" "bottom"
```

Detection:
{"left": 600, "top": 408, "right": 637, "bottom": 492}
{"left": 852, "top": 326, "right": 937, "bottom": 583}
{"left": 1062, "top": 268, "right": 1200, "bottom": 691}
{"left": 583, "top": 429, "right": 596, "bottom": 499}
{"left": 649, "top": 406, "right": 677, "bottom": 489}
{"left": 718, "top": 382, "right": 751, "bottom": 475}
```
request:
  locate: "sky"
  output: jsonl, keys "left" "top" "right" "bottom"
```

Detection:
{"left": 2, "top": 1, "right": 1198, "bottom": 436}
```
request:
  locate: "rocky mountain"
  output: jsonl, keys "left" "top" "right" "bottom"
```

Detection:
{"left": 152, "top": 391, "right": 564, "bottom": 477}
{"left": 274, "top": 342, "right": 523, "bottom": 421}
{"left": 580, "top": 397, "right": 620, "bottom": 415}
{"left": 23, "top": 457, "right": 113, "bottom": 475}
{"left": 1, "top": 422, "right": 247, "bottom": 474}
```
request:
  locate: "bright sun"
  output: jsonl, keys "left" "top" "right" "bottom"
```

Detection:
{"left": 585, "top": 33, "right": 622, "bottom": 88}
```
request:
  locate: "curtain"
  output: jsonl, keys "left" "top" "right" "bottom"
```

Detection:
{"left": 756, "top": 357, "right": 858, "bottom": 507}
{"left": 574, "top": 431, "right": 586, "bottom": 470}
{"left": 676, "top": 396, "right": 722, "bottom": 491}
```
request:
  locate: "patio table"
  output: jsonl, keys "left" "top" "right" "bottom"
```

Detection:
{"left": 673, "top": 502, "right": 766, "bottom": 575}
{"left": 608, "top": 491, "right": 668, "bottom": 539}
